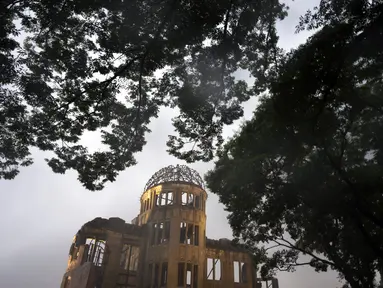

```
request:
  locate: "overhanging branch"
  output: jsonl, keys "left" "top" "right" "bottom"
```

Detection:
{"left": 268, "top": 236, "right": 336, "bottom": 268}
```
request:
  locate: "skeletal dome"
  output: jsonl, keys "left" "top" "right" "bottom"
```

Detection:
{"left": 144, "top": 164, "right": 204, "bottom": 191}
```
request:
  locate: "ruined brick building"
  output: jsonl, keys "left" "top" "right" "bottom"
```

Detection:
{"left": 60, "top": 165, "right": 279, "bottom": 288}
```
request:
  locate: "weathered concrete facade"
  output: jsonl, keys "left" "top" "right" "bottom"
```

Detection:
{"left": 60, "top": 165, "right": 262, "bottom": 288}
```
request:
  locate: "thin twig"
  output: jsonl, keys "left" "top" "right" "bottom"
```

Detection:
{"left": 268, "top": 236, "right": 336, "bottom": 268}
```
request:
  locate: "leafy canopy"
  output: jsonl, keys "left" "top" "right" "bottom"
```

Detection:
{"left": 206, "top": 0, "right": 383, "bottom": 287}
{"left": 1, "top": 0, "right": 286, "bottom": 190}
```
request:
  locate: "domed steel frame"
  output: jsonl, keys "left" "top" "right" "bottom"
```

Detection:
{"left": 144, "top": 164, "right": 205, "bottom": 191}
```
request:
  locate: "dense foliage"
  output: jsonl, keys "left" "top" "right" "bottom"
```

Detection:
{"left": 206, "top": 1, "right": 383, "bottom": 287}
{"left": 0, "top": 0, "right": 286, "bottom": 190}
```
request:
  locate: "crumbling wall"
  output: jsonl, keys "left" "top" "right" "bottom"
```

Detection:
{"left": 204, "top": 238, "right": 254, "bottom": 288}
{"left": 61, "top": 217, "right": 147, "bottom": 288}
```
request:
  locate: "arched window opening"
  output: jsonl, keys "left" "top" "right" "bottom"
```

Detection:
{"left": 85, "top": 238, "right": 106, "bottom": 267}
{"left": 178, "top": 262, "right": 198, "bottom": 288}
{"left": 120, "top": 244, "right": 140, "bottom": 271}
{"left": 155, "top": 191, "right": 174, "bottom": 207}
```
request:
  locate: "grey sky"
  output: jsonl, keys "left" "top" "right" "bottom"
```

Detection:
{"left": 0, "top": 0, "right": 343, "bottom": 287}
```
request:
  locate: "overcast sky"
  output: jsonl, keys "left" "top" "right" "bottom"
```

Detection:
{"left": 0, "top": 0, "right": 344, "bottom": 287}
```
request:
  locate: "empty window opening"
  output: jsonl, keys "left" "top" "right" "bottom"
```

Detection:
{"left": 186, "top": 263, "right": 192, "bottom": 286}
{"left": 180, "top": 222, "right": 187, "bottom": 243}
{"left": 161, "top": 262, "right": 168, "bottom": 286}
{"left": 166, "top": 192, "right": 174, "bottom": 205}
{"left": 215, "top": 260, "right": 221, "bottom": 280}
{"left": 93, "top": 241, "right": 105, "bottom": 266}
{"left": 157, "top": 223, "right": 164, "bottom": 245}
{"left": 85, "top": 238, "right": 105, "bottom": 267}
{"left": 234, "top": 261, "right": 240, "bottom": 283}
{"left": 203, "top": 199, "right": 206, "bottom": 212}
{"left": 152, "top": 222, "right": 170, "bottom": 245}
{"left": 207, "top": 258, "right": 214, "bottom": 280}
{"left": 154, "top": 263, "right": 160, "bottom": 286}
{"left": 155, "top": 191, "right": 174, "bottom": 207}
{"left": 178, "top": 263, "right": 185, "bottom": 286}
{"left": 182, "top": 192, "right": 188, "bottom": 205}
{"left": 180, "top": 222, "right": 198, "bottom": 245}
{"left": 194, "top": 225, "right": 199, "bottom": 246}
{"left": 148, "top": 264, "right": 153, "bottom": 286}
{"left": 160, "top": 193, "right": 167, "bottom": 206}
{"left": 241, "top": 262, "right": 248, "bottom": 283}
{"left": 207, "top": 258, "right": 221, "bottom": 281}
{"left": 187, "top": 193, "right": 194, "bottom": 207}
{"left": 120, "top": 244, "right": 139, "bottom": 271}
{"left": 150, "top": 192, "right": 154, "bottom": 209}
{"left": 178, "top": 262, "right": 198, "bottom": 287}
{"left": 193, "top": 265, "right": 198, "bottom": 288}
{"left": 159, "top": 222, "right": 170, "bottom": 244}
{"left": 182, "top": 192, "right": 197, "bottom": 207}
{"left": 187, "top": 223, "right": 193, "bottom": 244}
{"left": 195, "top": 195, "right": 201, "bottom": 209}
{"left": 151, "top": 223, "right": 157, "bottom": 245}
{"left": 163, "top": 222, "right": 170, "bottom": 243}
{"left": 186, "top": 271, "right": 192, "bottom": 286}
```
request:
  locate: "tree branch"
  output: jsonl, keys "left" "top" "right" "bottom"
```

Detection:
{"left": 322, "top": 146, "right": 383, "bottom": 230}
{"left": 269, "top": 236, "right": 337, "bottom": 268}
{"left": 265, "top": 244, "right": 282, "bottom": 252}
{"left": 350, "top": 208, "right": 383, "bottom": 261}
{"left": 1, "top": 0, "right": 25, "bottom": 17}
{"left": 277, "top": 261, "right": 312, "bottom": 272}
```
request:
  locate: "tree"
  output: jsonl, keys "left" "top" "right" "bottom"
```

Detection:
{"left": 0, "top": 0, "right": 287, "bottom": 190}
{"left": 205, "top": 0, "right": 383, "bottom": 287}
